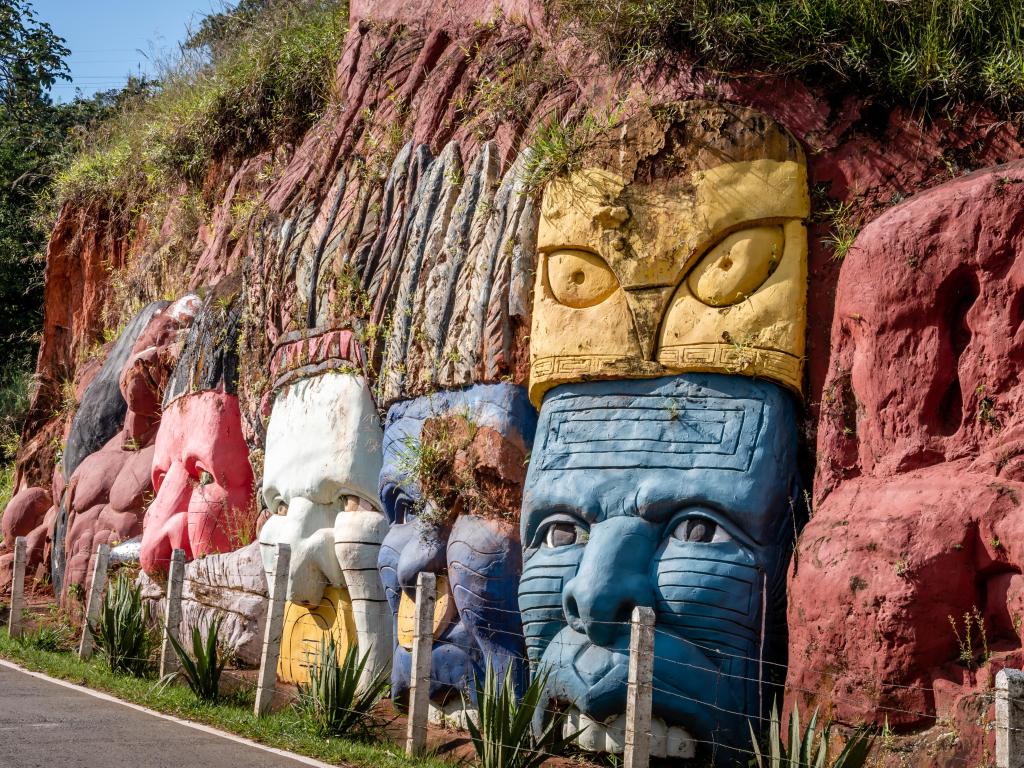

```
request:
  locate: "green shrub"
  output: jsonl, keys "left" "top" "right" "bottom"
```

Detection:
{"left": 17, "top": 621, "right": 73, "bottom": 652}
{"left": 164, "top": 614, "right": 227, "bottom": 702}
{"left": 465, "top": 663, "right": 579, "bottom": 768}
{"left": 749, "top": 700, "right": 875, "bottom": 768}
{"left": 52, "top": 0, "right": 347, "bottom": 218}
{"left": 89, "top": 573, "right": 153, "bottom": 677}
{"left": 553, "top": 0, "right": 1024, "bottom": 108}
{"left": 295, "top": 636, "right": 389, "bottom": 737}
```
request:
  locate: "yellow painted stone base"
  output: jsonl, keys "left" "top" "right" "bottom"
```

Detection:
{"left": 277, "top": 586, "right": 357, "bottom": 685}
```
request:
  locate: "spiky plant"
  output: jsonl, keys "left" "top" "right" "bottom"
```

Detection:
{"left": 750, "top": 700, "right": 875, "bottom": 768}
{"left": 88, "top": 573, "right": 153, "bottom": 677}
{"left": 17, "top": 622, "right": 73, "bottom": 652}
{"left": 465, "top": 662, "right": 580, "bottom": 768}
{"left": 295, "top": 636, "right": 389, "bottom": 737}
{"left": 164, "top": 615, "right": 227, "bottom": 702}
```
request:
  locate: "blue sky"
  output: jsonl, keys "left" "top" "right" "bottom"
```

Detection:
{"left": 33, "top": 1, "right": 221, "bottom": 102}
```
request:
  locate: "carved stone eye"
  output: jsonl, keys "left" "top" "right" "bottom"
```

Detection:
{"left": 198, "top": 470, "right": 214, "bottom": 487}
{"left": 687, "top": 225, "right": 784, "bottom": 307}
{"left": 276, "top": 502, "right": 288, "bottom": 516}
{"left": 672, "top": 517, "right": 732, "bottom": 544}
{"left": 543, "top": 522, "right": 582, "bottom": 548}
{"left": 546, "top": 249, "right": 619, "bottom": 309}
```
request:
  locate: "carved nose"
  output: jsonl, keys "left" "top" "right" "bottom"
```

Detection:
{"left": 397, "top": 516, "right": 448, "bottom": 591}
{"left": 562, "top": 517, "right": 656, "bottom": 646}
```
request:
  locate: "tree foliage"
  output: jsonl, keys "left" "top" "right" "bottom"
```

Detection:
{"left": 0, "top": 1, "right": 133, "bottom": 463}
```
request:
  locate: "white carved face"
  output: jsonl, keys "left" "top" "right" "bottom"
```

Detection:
{"left": 259, "top": 373, "right": 385, "bottom": 605}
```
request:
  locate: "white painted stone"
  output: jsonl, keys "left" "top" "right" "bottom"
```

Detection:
{"left": 259, "top": 371, "right": 391, "bottom": 685}
{"left": 563, "top": 710, "right": 695, "bottom": 760}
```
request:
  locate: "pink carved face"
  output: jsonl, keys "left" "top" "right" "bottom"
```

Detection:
{"left": 140, "top": 391, "right": 254, "bottom": 575}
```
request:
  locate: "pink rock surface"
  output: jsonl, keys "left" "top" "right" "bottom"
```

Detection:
{"left": 788, "top": 163, "right": 1024, "bottom": 753}
{"left": 140, "top": 391, "right": 254, "bottom": 576}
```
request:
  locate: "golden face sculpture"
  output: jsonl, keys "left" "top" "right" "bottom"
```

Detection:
{"left": 529, "top": 101, "right": 810, "bottom": 406}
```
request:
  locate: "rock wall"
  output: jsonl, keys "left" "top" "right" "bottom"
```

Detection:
{"left": 2, "top": 2, "right": 1024, "bottom": 765}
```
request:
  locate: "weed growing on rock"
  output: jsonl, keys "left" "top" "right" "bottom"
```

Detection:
{"left": 948, "top": 606, "right": 990, "bottom": 669}
{"left": 52, "top": 0, "right": 347, "bottom": 219}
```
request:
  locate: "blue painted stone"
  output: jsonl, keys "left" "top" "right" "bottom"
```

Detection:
{"left": 377, "top": 382, "right": 537, "bottom": 704}
{"left": 519, "top": 374, "right": 800, "bottom": 762}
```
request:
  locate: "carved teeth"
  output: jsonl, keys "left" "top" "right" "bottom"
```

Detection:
{"left": 563, "top": 709, "right": 696, "bottom": 759}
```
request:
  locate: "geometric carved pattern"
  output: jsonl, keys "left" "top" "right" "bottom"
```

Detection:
{"left": 532, "top": 345, "right": 802, "bottom": 398}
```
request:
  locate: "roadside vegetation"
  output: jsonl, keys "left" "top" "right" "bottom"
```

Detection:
{"left": 553, "top": 0, "right": 1024, "bottom": 108}
{"left": 0, "top": 626, "right": 452, "bottom": 768}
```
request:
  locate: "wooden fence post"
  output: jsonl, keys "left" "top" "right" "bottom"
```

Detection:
{"left": 7, "top": 537, "right": 27, "bottom": 638}
{"left": 624, "top": 605, "right": 656, "bottom": 768}
{"left": 254, "top": 543, "right": 290, "bottom": 717}
{"left": 78, "top": 544, "right": 111, "bottom": 660}
{"left": 159, "top": 548, "right": 186, "bottom": 678}
{"left": 405, "top": 571, "right": 436, "bottom": 757}
{"left": 997, "top": 668, "right": 1024, "bottom": 768}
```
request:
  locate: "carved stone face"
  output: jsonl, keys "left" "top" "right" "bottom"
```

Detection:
{"left": 377, "top": 383, "right": 536, "bottom": 704}
{"left": 57, "top": 297, "right": 199, "bottom": 595}
{"left": 140, "top": 391, "right": 254, "bottom": 575}
{"left": 529, "top": 101, "right": 809, "bottom": 406}
{"left": 519, "top": 374, "right": 799, "bottom": 759}
{"left": 258, "top": 371, "right": 390, "bottom": 683}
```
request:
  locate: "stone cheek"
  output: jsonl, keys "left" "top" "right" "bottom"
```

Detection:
{"left": 519, "top": 374, "right": 799, "bottom": 760}
{"left": 376, "top": 383, "right": 536, "bottom": 703}
{"left": 257, "top": 371, "right": 390, "bottom": 686}
{"left": 140, "top": 391, "right": 254, "bottom": 576}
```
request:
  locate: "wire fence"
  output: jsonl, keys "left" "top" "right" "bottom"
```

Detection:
{"left": 8, "top": 541, "right": 1024, "bottom": 768}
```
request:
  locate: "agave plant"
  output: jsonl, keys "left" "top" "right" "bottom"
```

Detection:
{"left": 464, "top": 662, "right": 580, "bottom": 768}
{"left": 749, "top": 700, "right": 875, "bottom": 768}
{"left": 164, "top": 614, "right": 227, "bottom": 702}
{"left": 89, "top": 573, "right": 153, "bottom": 677}
{"left": 296, "top": 636, "right": 389, "bottom": 737}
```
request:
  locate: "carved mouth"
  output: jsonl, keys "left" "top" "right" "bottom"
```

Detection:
{"left": 561, "top": 708, "right": 695, "bottom": 759}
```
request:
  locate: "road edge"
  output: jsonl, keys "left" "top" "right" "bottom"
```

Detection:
{"left": 0, "top": 658, "right": 342, "bottom": 768}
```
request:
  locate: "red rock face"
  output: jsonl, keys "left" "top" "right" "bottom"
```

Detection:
{"left": 140, "top": 391, "right": 254, "bottom": 576}
{"left": 788, "top": 163, "right": 1024, "bottom": 750}
{"left": 0, "top": 487, "right": 52, "bottom": 589}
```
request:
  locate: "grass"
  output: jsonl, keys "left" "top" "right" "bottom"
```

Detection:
{"left": 522, "top": 113, "right": 616, "bottom": 193}
{"left": 0, "top": 630, "right": 452, "bottom": 768}
{"left": 49, "top": 0, "right": 347, "bottom": 222}
{"left": 552, "top": 0, "right": 1024, "bottom": 108}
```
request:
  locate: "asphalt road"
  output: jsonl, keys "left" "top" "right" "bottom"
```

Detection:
{"left": 0, "top": 662, "right": 322, "bottom": 768}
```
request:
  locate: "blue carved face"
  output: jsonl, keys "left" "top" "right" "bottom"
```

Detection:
{"left": 519, "top": 374, "right": 799, "bottom": 759}
{"left": 377, "top": 383, "right": 537, "bottom": 704}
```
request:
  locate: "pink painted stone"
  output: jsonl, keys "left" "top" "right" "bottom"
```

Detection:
{"left": 140, "top": 391, "right": 254, "bottom": 576}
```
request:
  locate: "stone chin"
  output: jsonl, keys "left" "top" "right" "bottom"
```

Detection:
{"left": 258, "top": 371, "right": 390, "bottom": 683}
